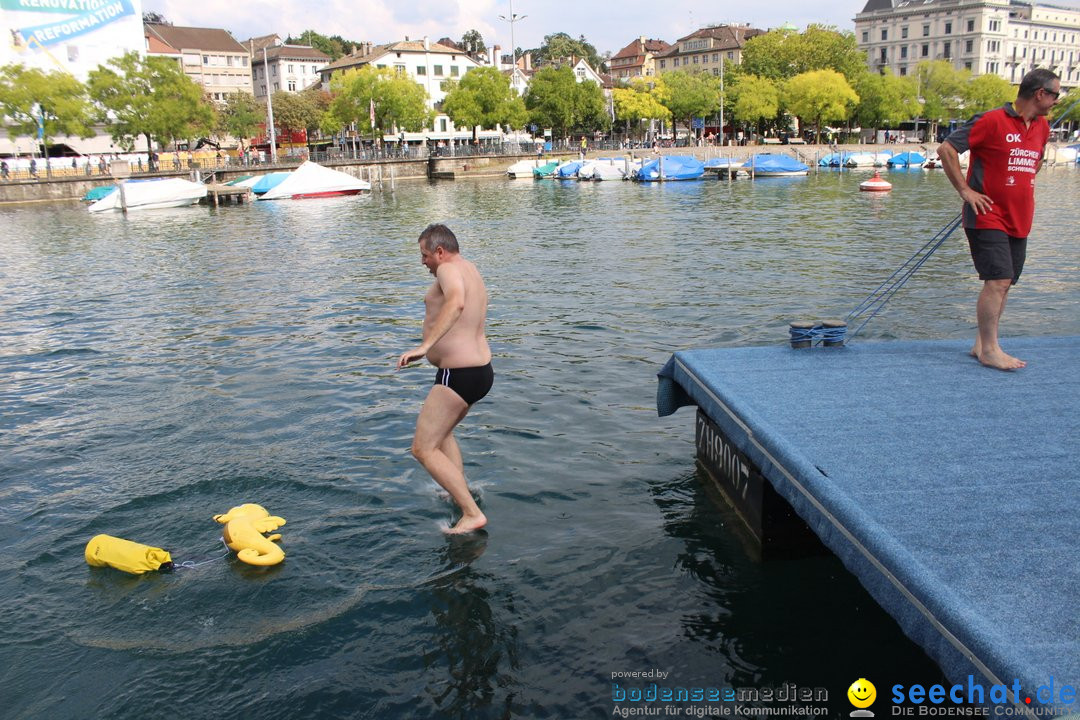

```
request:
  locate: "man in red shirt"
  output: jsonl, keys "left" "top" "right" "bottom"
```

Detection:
{"left": 938, "top": 68, "right": 1059, "bottom": 370}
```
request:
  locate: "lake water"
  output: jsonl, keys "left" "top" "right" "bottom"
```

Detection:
{"left": 2, "top": 168, "right": 1078, "bottom": 719}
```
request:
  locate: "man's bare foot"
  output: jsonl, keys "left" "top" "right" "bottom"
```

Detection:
{"left": 969, "top": 345, "right": 980, "bottom": 358}
{"left": 977, "top": 348, "right": 1026, "bottom": 370}
{"left": 444, "top": 512, "right": 487, "bottom": 535}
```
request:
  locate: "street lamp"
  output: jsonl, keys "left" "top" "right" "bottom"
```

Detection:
{"left": 498, "top": 0, "right": 527, "bottom": 72}
{"left": 263, "top": 45, "right": 278, "bottom": 163}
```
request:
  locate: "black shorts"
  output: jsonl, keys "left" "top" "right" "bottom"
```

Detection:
{"left": 965, "top": 228, "right": 1027, "bottom": 285}
{"left": 433, "top": 363, "right": 494, "bottom": 405}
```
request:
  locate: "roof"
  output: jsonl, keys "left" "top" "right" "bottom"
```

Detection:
{"left": 242, "top": 34, "right": 282, "bottom": 54}
{"left": 611, "top": 37, "right": 671, "bottom": 61}
{"left": 145, "top": 23, "right": 246, "bottom": 54}
{"left": 861, "top": 0, "right": 896, "bottom": 10}
{"left": 254, "top": 44, "right": 331, "bottom": 64}
{"left": 658, "top": 24, "right": 764, "bottom": 57}
{"left": 321, "top": 40, "right": 479, "bottom": 75}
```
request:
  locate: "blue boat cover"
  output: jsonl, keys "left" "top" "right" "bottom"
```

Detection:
{"left": 742, "top": 154, "right": 810, "bottom": 172}
{"left": 657, "top": 337, "right": 1079, "bottom": 713}
{"left": 637, "top": 155, "right": 705, "bottom": 181}
{"left": 556, "top": 161, "right": 583, "bottom": 178}
{"left": 887, "top": 152, "right": 927, "bottom": 167}
{"left": 251, "top": 172, "right": 291, "bottom": 195}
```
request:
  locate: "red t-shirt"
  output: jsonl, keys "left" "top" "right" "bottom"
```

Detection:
{"left": 944, "top": 104, "right": 1050, "bottom": 238}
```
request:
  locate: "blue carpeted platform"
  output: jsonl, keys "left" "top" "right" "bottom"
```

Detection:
{"left": 658, "top": 337, "right": 1078, "bottom": 712}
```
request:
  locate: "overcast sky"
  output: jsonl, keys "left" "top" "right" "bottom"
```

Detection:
{"left": 140, "top": 0, "right": 872, "bottom": 56}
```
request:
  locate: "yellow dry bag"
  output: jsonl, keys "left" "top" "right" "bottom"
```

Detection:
{"left": 85, "top": 534, "right": 173, "bottom": 575}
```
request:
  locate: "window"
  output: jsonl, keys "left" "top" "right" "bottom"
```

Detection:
{"left": 727, "top": 51, "right": 733, "bottom": 60}
{"left": 450, "top": 66, "right": 459, "bottom": 77}
{"left": 923, "top": 24, "right": 930, "bottom": 37}
{"left": 712, "top": 68, "right": 719, "bottom": 76}
{"left": 659, "top": 60, "right": 666, "bottom": 69}
{"left": 287, "top": 80, "right": 296, "bottom": 91}
{"left": 243, "top": 57, "right": 248, "bottom": 67}
{"left": 272, "top": 65, "right": 277, "bottom": 76}
{"left": 881, "top": 29, "right": 888, "bottom": 41}
{"left": 902, "top": 26, "right": 909, "bottom": 39}
{"left": 433, "top": 64, "right": 443, "bottom": 75}
{"left": 989, "top": 19, "right": 1001, "bottom": 32}
{"left": 964, "top": 62, "right": 972, "bottom": 71}
{"left": 901, "top": 46, "right": 908, "bottom": 59}
{"left": 673, "top": 58, "right": 679, "bottom": 67}
{"left": 203, "top": 54, "right": 209, "bottom": 64}
{"left": 922, "top": 43, "right": 929, "bottom": 57}
{"left": 862, "top": 31, "right": 869, "bottom": 42}
{"left": 945, "top": 22, "right": 952, "bottom": 34}
{"left": 416, "top": 65, "right": 426, "bottom": 75}
{"left": 965, "top": 39, "right": 974, "bottom": 53}
{"left": 880, "top": 48, "right": 888, "bottom": 63}
{"left": 944, "top": 41, "right": 951, "bottom": 58}
{"left": 967, "top": 19, "right": 975, "bottom": 32}
{"left": 899, "top": 66, "right": 907, "bottom": 76}
{"left": 394, "top": 64, "right": 406, "bottom": 75}
{"left": 287, "top": 64, "right": 293, "bottom": 73}
{"left": 440, "top": 118, "right": 447, "bottom": 132}
{"left": 692, "top": 55, "right": 698, "bottom": 64}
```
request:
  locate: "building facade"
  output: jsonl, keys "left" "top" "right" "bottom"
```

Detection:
{"left": 609, "top": 37, "right": 672, "bottom": 80}
{"left": 318, "top": 38, "right": 482, "bottom": 138}
{"left": 855, "top": 0, "right": 1080, "bottom": 87}
{"left": 655, "top": 24, "right": 764, "bottom": 76}
{"left": 145, "top": 23, "right": 253, "bottom": 102}
{"left": 246, "top": 35, "right": 330, "bottom": 100}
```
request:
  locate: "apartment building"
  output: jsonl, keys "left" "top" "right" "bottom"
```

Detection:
{"left": 855, "top": 0, "right": 1080, "bottom": 87}
{"left": 318, "top": 37, "right": 482, "bottom": 137}
{"left": 655, "top": 24, "right": 764, "bottom": 76}
{"left": 609, "top": 37, "right": 672, "bottom": 80}
{"left": 246, "top": 35, "right": 330, "bottom": 100}
{"left": 145, "top": 23, "right": 253, "bottom": 101}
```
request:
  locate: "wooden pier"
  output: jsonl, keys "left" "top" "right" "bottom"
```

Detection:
{"left": 202, "top": 184, "right": 251, "bottom": 207}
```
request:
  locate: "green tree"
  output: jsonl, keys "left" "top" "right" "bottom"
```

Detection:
{"left": 962, "top": 73, "right": 1014, "bottom": 115}
{"left": 0, "top": 64, "right": 96, "bottom": 160}
{"left": 271, "top": 90, "right": 324, "bottom": 140}
{"left": 323, "top": 66, "right": 432, "bottom": 137}
{"left": 854, "top": 70, "right": 921, "bottom": 130}
{"left": 660, "top": 70, "right": 722, "bottom": 140}
{"left": 460, "top": 30, "right": 486, "bottom": 56}
{"left": 286, "top": 30, "right": 365, "bottom": 61}
{"left": 216, "top": 91, "right": 264, "bottom": 148}
{"left": 523, "top": 66, "right": 609, "bottom": 138}
{"left": 441, "top": 66, "right": 527, "bottom": 140}
{"left": 728, "top": 74, "right": 780, "bottom": 135}
{"left": 613, "top": 77, "right": 671, "bottom": 140}
{"left": 87, "top": 51, "right": 215, "bottom": 154}
{"left": 741, "top": 25, "right": 865, "bottom": 84}
{"left": 782, "top": 69, "right": 859, "bottom": 143}
{"left": 915, "top": 60, "right": 968, "bottom": 136}
{"left": 532, "top": 32, "right": 605, "bottom": 73}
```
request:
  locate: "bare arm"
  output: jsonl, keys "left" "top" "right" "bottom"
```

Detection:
{"left": 397, "top": 264, "right": 466, "bottom": 369}
{"left": 938, "top": 142, "right": 993, "bottom": 215}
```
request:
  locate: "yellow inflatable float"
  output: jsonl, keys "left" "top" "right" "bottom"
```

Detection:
{"left": 214, "top": 503, "right": 287, "bottom": 566}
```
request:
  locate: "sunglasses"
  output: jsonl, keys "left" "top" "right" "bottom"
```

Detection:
{"left": 1040, "top": 87, "right": 1060, "bottom": 99}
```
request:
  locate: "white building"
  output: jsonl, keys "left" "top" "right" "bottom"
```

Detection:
{"left": 318, "top": 37, "right": 483, "bottom": 138}
{"left": 855, "top": 0, "right": 1080, "bottom": 87}
{"left": 245, "top": 35, "right": 330, "bottom": 100}
{"left": 145, "top": 23, "right": 253, "bottom": 102}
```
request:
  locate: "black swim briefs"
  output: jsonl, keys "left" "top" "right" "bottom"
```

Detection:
{"left": 965, "top": 228, "right": 1027, "bottom": 285}
{"left": 433, "top": 363, "right": 494, "bottom": 405}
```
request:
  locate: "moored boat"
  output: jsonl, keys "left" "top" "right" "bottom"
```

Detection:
{"left": 743, "top": 154, "right": 810, "bottom": 177}
{"left": 87, "top": 177, "right": 207, "bottom": 213}
{"left": 257, "top": 161, "right": 370, "bottom": 200}
{"left": 635, "top": 155, "right": 705, "bottom": 181}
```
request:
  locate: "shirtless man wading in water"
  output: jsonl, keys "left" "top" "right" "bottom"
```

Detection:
{"left": 397, "top": 224, "right": 493, "bottom": 534}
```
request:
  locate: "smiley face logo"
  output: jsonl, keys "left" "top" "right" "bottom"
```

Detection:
{"left": 848, "top": 678, "right": 876, "bottom": 709}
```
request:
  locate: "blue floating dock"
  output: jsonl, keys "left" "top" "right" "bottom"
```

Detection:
{"left": 658, "top": 337, "right": 1078, "bottom": 712}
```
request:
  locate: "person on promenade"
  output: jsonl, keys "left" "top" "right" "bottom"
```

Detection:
{"left": 1, "top": 159, "right": 8, "bottom": 181}
{"left": 937, "top": 68, "right": 1059, "bottom": 371}
{"left": 397, "top": 224, "right": 494, "bottom": 534}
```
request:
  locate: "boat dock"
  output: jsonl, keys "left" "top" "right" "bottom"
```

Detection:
{"left": 657, "top": 336, "right": 1078, "bottom": 713}
{"left": 202, "top": 184, "right": 251, "bottom": 206}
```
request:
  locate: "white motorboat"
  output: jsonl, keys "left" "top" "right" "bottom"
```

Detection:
{"left": 506, "top": 159, "right": 541, "bottom": 178}
{"left": 258, "top": 161, "right": 370, "bottom": 200}
{"left": 579, "top": 158, "right": 631, "bottom": 181}
{"left": 87, "top": 177, "right": 206, "bottom": 213}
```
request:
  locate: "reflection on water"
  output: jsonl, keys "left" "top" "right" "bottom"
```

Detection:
{"left": 1, "top": 169, "right": 1077, "bottom": 719}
